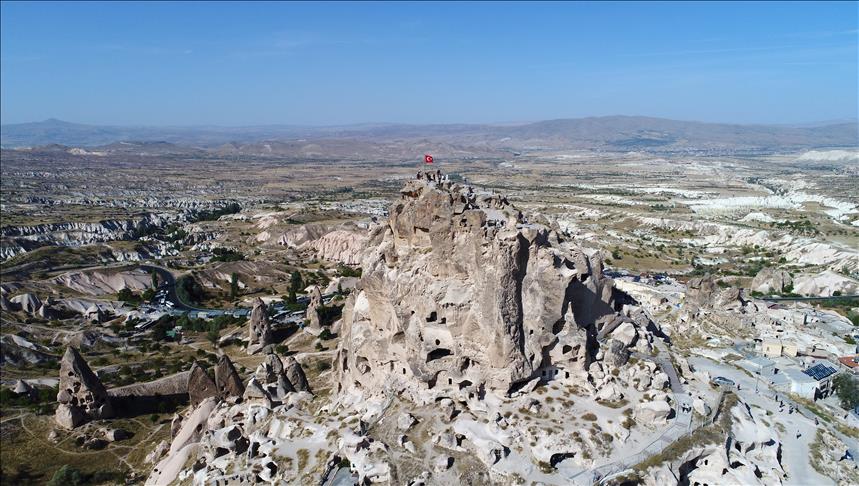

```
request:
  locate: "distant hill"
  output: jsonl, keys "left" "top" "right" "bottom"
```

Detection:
{"left": 0, "top": 119, "right": 318, "bottom": 148}
{"left": 2, "top": 116, "right": 856, "bottom": 152}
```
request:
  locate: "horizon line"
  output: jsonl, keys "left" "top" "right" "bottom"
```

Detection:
{"left": 3, "top": 114, "right": 858, "bottom": 129}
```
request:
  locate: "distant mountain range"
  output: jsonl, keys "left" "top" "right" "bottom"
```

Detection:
{"left": 2, "top": 116, "right": 857, "bottom": 154}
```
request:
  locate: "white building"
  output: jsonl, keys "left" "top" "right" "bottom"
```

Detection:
{"left": 773, "top": 361, "right": 838, "bottom": 400}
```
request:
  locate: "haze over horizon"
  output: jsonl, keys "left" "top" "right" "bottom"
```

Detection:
{"left": 5, "top": 114, "right": 859, "bottom": 129}
{"left": 2, "top": 1, "right": 857, "bottom": 127}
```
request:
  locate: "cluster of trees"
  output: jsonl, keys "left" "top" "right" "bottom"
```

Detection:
{"left": 45, "top": 465, "right": 123, "bottom": 486}
{"left": 229, "top": 272, "right": 239, "bottom": 300}
{"left": 191, "top": 202, "right": 241, "bottom": 222}
{"left": 285, "top": 271, "right": 304, "bottom": 305}
{"left": 211, "top": 248, "right": 245, "bottom": 263}
{"left": 175, "top": 275, "right": 206, "bottom": 306}
{"left": 116, "top": 287, "right": 156, "bottom": 306}
{"left": 156, "top": 224, "right": 188, "bottom": 243}
{"left": 0, "top": 386, "right": 57, "bottom": 415}
{"left": 833, "top": 373, "right": 859, "bottom": 411}
{"left": 137, "top": 223, "right": 188, "bottom": 248}
{"left": 149, "top": 312, "right": 246, "bottom": 344}
{"left": 336, "top": 264, "right": 362, "bottom": 278}
{"left": 316, "top": 303, "right": 344, "bottom": 328}
{"left": 770, "top": 219, "right": 819, "bottom": 236}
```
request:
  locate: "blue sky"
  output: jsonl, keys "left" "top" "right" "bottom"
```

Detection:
{"left": 1, "top": 1, "right": 856, "bottom": 125}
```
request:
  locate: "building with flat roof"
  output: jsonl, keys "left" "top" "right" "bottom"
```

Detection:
{"left": 762, "top": 340, "right": 782, "bottom": 358}
{"left": 740, "top": 356, "right": 776, "bottom": 376}
{"left": 774, "top": 369, "right": 818, "bottom": 400}
{"left": 838, "top": 355, "right": 859, "bottom": 372}
{"left": 773, "top": 360, "right": 839, "bottom": 401}
{"left": 762, "top": 338, "right": 799, "bottom": 358}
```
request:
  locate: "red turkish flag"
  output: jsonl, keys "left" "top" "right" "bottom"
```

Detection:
{"left": 424, "top": 154, "right": 434, "bottom": 164}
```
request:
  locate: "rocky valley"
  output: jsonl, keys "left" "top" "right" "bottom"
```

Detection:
{"left": 1, "top": 124, "right": 858, "bottom": 486}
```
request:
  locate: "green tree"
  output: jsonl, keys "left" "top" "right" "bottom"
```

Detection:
{"left": 206, "top": 328, "right": 220, "bottom": 345}
{"left": 290, "top": 271, "right": 303, "bottom": 295}
{"left": 833, "top": 373, "right": 859, "bottom": 410}
{"left": 176, "top": 275, "right": 205, "bottom": 306}
{"left": 230, "top": 272, "right": 239, "bottom": 300}
{"left": 47, "top": 465, "right": 83, "bottom": 486}
{"left": 116, "top": 287, "right": 134, "bottom": 303}
{"left": 336, "top": 264, "right": 362, "bottom": 278}
{"left": 151, "top": 270, "right": 159, "bottom": 288}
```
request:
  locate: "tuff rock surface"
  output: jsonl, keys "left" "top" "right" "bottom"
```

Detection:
{"left": 335, "top": 174, "right": 649, "bottom": 403}
{"left": 214, "top": 355, "right": 245, "bottom": 399}
{"left": 306, "top": 284, "right": 323, "bottom": 330}
{"left": 751, "top": 267, "right": 794, "bottom": 295}
{"left": 55, "top": 347, "right": 113, "bottom": 428}
{"left": 143, "top": 173, "right": 674, "bottom": 485}
{"left": 247, "top": 298, "right": 272, "bottom": 354}
{"left": 187, "top": 362, "right": 219, "bottom": 406}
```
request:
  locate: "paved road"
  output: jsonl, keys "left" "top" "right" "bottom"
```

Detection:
{"left": 773, "top": 390, "right": 859, "bottom": 465}
{"left": 138, "top": 264, "right": 198, "bottom": 311}
{"left": 760, "top": 294, "right": 859, "bottom": 302}
{"left": 722, "top": 340, "right": 857, "bottom": 466}
{"left": 138, "top": 263, "right": 336, "bottom": 323}
{"left": 326, "top": 467, "right": 357, "bottom": 486}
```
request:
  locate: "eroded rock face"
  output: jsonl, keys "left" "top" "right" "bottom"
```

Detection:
{"left": 188, "top": 362, "right": 219, "bottom": 406}
{"left": 685, "top": 275, "right": 720, "bottom": 308}
{"left": 685, "top": 274, "right": 746, "bottom": 311}
{"left": 336, "top": 174, "right": 640, "bottom": 403}
{"left": 634, "top": 399, "right": 672, "bottom": 425}
{"left": 310, "top": 229, "right": 369, "bottom": 266}
{"left": 147, "top": 397, "right": 219, "bottom": 485}
{"left": 751, "top": 267, "right": 793, "bottom": 295}
{"left": 55, "top": 347, "right": 112, "bottom": 428}
{"left": 139, "top": 174, "right": 678, "bottom": 485}
{"left": 642, "top": 399, "right": 790, "bottom": 486}
{"left": 253, "top": 353, "right": 295, "bottom": 401}
{"left": 284, "top": 356, "right": 310, "bottom": 393}
{"left": 278, "top": 223, "right": 370, "bottom": 266}
{"left": 10, "top": 293, "right": 42, "bottom": 314}
{"left": 0, "top": 294, "right": 15, "bottom": 312}
{"left": 306, "top": 285, "right": 323, "bottom": 330}
{"left": 13, "top": 379, "right": 35, "bottom": 396}
{"left": 214, "top": 355, "right": 245, "bottom": 399}
{"left": 247, "top": 298, "right": 272, "bottom": 354}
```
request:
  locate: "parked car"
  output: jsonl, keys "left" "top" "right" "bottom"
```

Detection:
{"left": 711, "top": 376, "right": 736, "bottom": 387}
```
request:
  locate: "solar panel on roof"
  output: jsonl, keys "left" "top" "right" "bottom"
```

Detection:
{"left": 802, "top": 363, "right": 836, "bottom": 380}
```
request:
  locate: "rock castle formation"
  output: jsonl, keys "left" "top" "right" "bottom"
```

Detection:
{"left": 335, "top": 171, "right": 654, "bottom": 404}
{"left": 141, "top": 172, "right": 675, "bottom": 484}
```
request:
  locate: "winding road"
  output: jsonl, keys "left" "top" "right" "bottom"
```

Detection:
{"left": 137, "top": 264, "right": 331, "bottom": 321}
